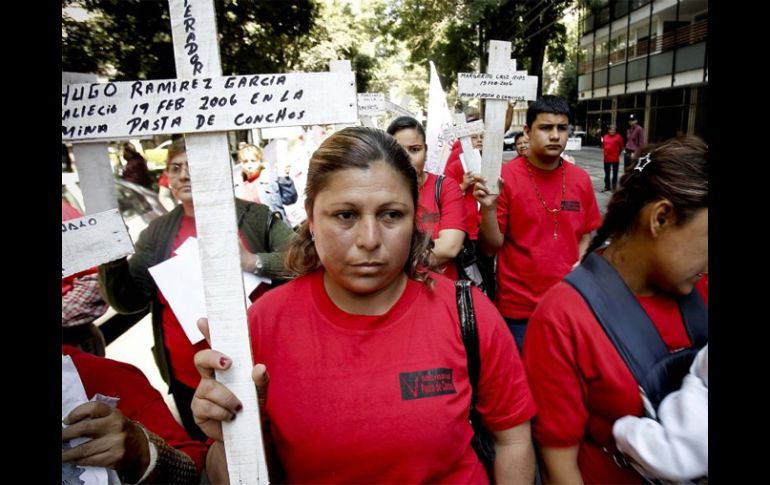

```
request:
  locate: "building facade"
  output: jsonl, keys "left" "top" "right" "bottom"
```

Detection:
{"left": 576, "top": 0, "right": 707, "bottom": 145}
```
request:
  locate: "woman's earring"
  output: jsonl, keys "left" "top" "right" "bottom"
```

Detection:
{"left": 310, "top": 231, "right": 315, "bottom": 241}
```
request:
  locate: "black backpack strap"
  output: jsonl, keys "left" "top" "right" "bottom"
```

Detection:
{"left": 455, "top": 279, "right": 496, "bottom": 466}
{"left": 679, "top": 289, "right": 708, "bottom": 346}
{"left": 564, "top": 252, "right": 708, "bottom": 409}
{"left": 456, "top": 280, "right": 480, "bottom": 387}
{"left": 434, "top": 174, "right": 444, "bottom": 212}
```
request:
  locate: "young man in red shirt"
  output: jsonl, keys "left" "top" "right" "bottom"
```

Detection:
{"left": 601, "top": 124, "right": 624, "bottom": 191}
{"left": 474, "top": 95, "right": 602, "bottom": 350}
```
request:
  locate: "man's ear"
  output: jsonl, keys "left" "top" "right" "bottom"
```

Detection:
{"left": 649, "top": 199, "right": 676, "bottom": 237}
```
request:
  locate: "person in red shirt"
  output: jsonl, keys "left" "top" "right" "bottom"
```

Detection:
{"left": 386, "top": 116, "right": 468, "bottom": 280}
{"left": 601, "top": 124, "right": 624, "bottom": 192}
{"left": 98, "top": 137, "right": 295, "bottom": 442}
{"left": 474, "top": 95, "right": 602, "bottom": 350}
{"left": 192, "top": 127, "right": 536, "bottom": 484}
{"left": 62, "top": 345, "right": 207, "bottom": 483}
{"left": 443, "top": 109, "right": 497, "bottom": 296}
{"left": 513, "top": 132, "right": 529, "bottom": 158}
{"left": 522, "top": 136, "right": 708, "bottom": 483}
{"left": 624, "top": 114, "right": 645, "bottom": 173}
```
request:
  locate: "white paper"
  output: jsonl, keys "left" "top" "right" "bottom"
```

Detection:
{"left": 148, "top": 237, "right": 270, "bottom": 344}
{"left": 62, "top": 356, "right": 110, "bottom": 485}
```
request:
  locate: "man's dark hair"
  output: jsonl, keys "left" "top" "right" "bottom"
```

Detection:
{"left": 526, "top": 95, "right": 571, "bottom": 127}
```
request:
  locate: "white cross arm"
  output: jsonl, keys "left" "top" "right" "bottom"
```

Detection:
{"left": 442, "top": 119, "right": 485, "bottom": 140}
{"left": 62, "top": 209, "right": 135, "bottom": 278}
{"left": 61, "top": 72, "right": 358, "bottom": 141}
{"left": 457, "top": 72, "right": 538, "bottom": 101}
{"left": 384, "top": 100, "right": 416, "bottom": 118}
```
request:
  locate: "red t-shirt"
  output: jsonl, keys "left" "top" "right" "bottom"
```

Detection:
{"left": 419, "top": 172, "right": 468, "bottom": 280}
{"left": 62, "top": 345, "right": 208, "bottom": 474}
{"left": 494, "top": 157, "right": 602, "bottom": 319}
{"left": 444, "top": 143, "right": 481, "bottom": 240}
{"left": 158, "top": 216, "right": 209, "bottom": 388}
{"left": 601, "top": 133, "right": 624, "bottom": 163}
{"left": 248, "top": 270, "right": 536, "bottom": 483}
{"left": 522, "top": 276, "right": 708, "bottom": 484}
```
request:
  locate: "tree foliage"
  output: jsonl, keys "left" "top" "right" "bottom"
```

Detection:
{"left": 62, "top": 0, "right": 319, "bottom": 80}
{"left": 378, "top": 0, "right": 575, "bottom": 99}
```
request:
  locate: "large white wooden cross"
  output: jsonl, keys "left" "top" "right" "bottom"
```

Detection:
{"left": 457, "top": 40, "right": 538, "bottom": 193}
{"left": 61, "top": 1, "right": 357, "bottom": 483}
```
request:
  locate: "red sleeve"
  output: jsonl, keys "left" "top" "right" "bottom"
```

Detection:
{"left": 473, "top": 287, "right": 537, "bottom": 431}
{"left": 438, "top": 175, "right": 468, "bottom": 234}
{"left": 64, "top": 346, "right": 208, "bottom": 474}
{"left": 522, "top": 286, "right": 590, "bottom": 447}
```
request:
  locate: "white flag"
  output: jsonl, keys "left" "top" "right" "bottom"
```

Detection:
{"left": 425, "top": 61, "right": 455, "bottom": 175}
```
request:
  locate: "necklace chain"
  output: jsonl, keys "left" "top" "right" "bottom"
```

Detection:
{"left": 525, "top": 160, "right": 566, "bottom": 239}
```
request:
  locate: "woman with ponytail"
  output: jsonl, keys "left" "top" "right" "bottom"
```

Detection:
{"left": 522, "top": 136, "right": 708, "bottom": 483}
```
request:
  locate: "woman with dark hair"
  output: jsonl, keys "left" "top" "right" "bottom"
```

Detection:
{"left": 386, "top": 116, "right": 469, "bottom": 280}
{"left": 99, "top": 137, "right": 294, "bottom": 442}
{"left": 522, "top": 136, "right": 708, "bottom": 483}
{"left": 192, "top": 127, "right": 536, "bottom": 484}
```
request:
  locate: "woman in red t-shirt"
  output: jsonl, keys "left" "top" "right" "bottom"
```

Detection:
{"left": 523, "top": 136, "right": 708, "bottom": 484}
{"left": 386, "top": 116, "right": 468, "bottom": 280}
{"left": 192, "top": 127, "right": 537, "bottom": 484}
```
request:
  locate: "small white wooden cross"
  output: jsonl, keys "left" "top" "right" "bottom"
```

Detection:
{"left": 357, "top": 92, "right": 386, "bottom": 127}
{"left": 457, "top": 40, "right": 538, "bottom": 193}
{"left": 441, "top": 114, "right": 485, "bottom": 174}
{"left": 62, "top": 1, "right": 358, "bottom": 482}
{"left": 384, "top": 95, "right": 417, "bottom": 119}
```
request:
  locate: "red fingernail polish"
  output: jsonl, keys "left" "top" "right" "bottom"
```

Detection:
{"left": 236, "top": 403, "right": 243, "bottom": 412}
{"left": 219, "top": 357, "right": 229, "bottom": 368}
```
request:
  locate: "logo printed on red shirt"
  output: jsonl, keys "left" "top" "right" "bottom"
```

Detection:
{"left": 561, "top": 200, "right": 580, "bottom": 212}
{"left": 399, "top": 368, "right": 457, "bottom": 400}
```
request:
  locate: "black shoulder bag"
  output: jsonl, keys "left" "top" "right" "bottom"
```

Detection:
{"left": 435, "top": 175, "right": 485, "bottom": 291}
{"left": 456, "top": 279, "right": 496, "bottom": 475}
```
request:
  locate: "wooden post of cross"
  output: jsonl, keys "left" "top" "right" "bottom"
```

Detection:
{"left": 330, "top": 60, "right": 357, "bottom": 132}
{"left": 458, "top": 40, "right": 538, "bottom": 194}
{"left": 61, "top": 1, "right": 357, "bottom": 482}
{"left": 441, "top": 114, "right": 485, "bottom": 174}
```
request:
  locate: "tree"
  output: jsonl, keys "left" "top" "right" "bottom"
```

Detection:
{"left": 62, "top": 0, "right": 319, "bottom": 80}
{"left": 378, "top": 0, "right": 575, "bottom": 100}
